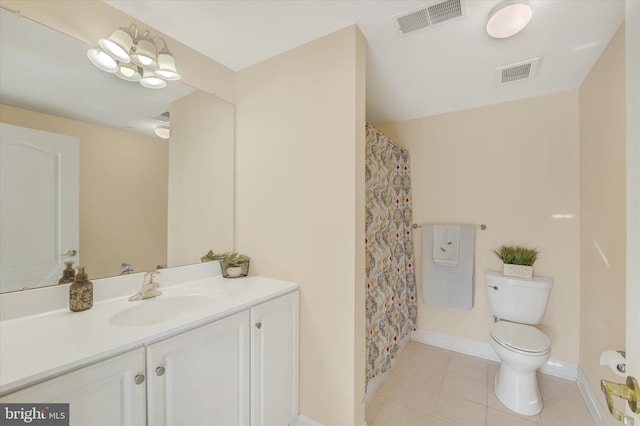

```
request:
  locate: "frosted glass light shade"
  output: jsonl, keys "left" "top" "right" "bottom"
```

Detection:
{"left": 87, "top": 48, "right": 118, "bottom": 73}
{"left": 99, "top": 29, "right": 132, "bottom": 63}
{"left": 154, "top": 51, "right": 181, "bottom": 80}
{"left": 131, "top": 38, "right": 158, "bottom": 69}
{"left": 115, "top": 62, "right": 141, "bottom": 82}
{"left": 140, "top": 68, "right": 167, "bottom": 89}
{"left": 487, "top": 0, "right": 532, "bottom": 39}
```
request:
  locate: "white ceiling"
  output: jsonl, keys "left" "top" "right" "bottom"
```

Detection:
{"left": 103, "top": 0, "right": 625, "bottom": 124}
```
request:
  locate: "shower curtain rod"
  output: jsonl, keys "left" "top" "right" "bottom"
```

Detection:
{"left": 412, "top": 223, "right": 487, "bottom": 230}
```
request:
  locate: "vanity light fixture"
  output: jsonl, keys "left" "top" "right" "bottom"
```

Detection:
{"left": 154, "top": 38, "right": 181, "bottom": 80}
{"left": 99, "top": 27, "right": 133, "bottom": 63}
{"left": 114, "top": 62, "right": 142, "bottom": 82}
{"left": 130, "top": 32, "right": 158, "bottom": 69}
{"left": 140, "top": 68, "right": 167, "bottom": 89}
{"left": 486, "top": 0, "right": 532, "bottom": 39}
{"left": 88, "top": 23, "right": 180, "bottom": 89}
{"left": 87, "top": 48, "right": 118, "bottom": 73}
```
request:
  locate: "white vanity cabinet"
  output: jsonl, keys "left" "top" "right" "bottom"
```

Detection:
{"left": 251, "top": 291, "right": 299, "bottom": 426}
{"left": 146, "top": 310, "right": 251, "bottom": 426}
{"left": 0, "top": 289, "right": 299, "bottom": 426}
{"left": 146, "top": 291, "right": 299, "bottom": 426}
{"left": 0, "top": 348, "right": 146, "bottom": 426}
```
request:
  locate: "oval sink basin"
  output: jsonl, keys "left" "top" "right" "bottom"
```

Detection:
{"left": 109, "top": 295, "right": 216, "bottom": 327}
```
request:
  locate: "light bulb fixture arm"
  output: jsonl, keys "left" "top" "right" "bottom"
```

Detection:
{"left": 120, "top": 23, "right": 139, "bottom": 40}
{"left": 138, "top": 30, "right": 153, "bottom": 42}
{"left": 118, "top": 25, "right": 167, "bottom": 51}
{"left": 151, "top": 36, "right": 172, "bottom": 55}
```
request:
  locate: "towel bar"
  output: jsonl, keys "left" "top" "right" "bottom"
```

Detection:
{"left": 412, "top": 223, "right": 487, "bottom": 230}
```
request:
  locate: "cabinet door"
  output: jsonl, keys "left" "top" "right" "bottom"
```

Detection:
{"left": 147, "top": 310, "right": 251, "bottom": 426}
{"left": 0, "top": 348, "right": 146, "bottom": 426}
{"left": 251, "top": 291, "right": 299, "bottom": 426}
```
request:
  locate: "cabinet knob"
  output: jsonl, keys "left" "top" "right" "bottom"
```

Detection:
{"left": 255, "top": 321, "right": 262, "bottom": 329}
{"left": 134, "top": 374, "right": 145, "bottom": 385}
{"left": 155, "top": 366, "right": 166, "bottom": 376}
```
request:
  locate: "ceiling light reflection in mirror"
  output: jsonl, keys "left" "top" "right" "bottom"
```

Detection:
{"left": 88, "top": 23, "right": 181, "bottom": 90}
{"left": 0, "top": 8, "right": 195, "bottom": 139}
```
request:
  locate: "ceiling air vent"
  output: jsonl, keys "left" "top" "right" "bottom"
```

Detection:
{"left": 394, "top": 0, "right": 464, "bottom": 36}
{"left": 496, "top": 57, "right": 540, "bottom": 85}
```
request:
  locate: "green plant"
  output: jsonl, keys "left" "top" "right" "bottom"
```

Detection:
{"left": 493, "top": 245, "right": 539, "bottom": 266}
{"left": 221, "top": 252, "right": 250, "bottom": 269}
{"left": 200, "top": 250, "right": 228, "bottom": 263}
{"left": 201, "top": 250, "right": 250, "bottom": 269}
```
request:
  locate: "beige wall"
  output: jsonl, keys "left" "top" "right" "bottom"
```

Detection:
{"left": 235, "top": 25, "right": 367, "bottom": 425}
{"left": 579, "top": 24, "right": 626, "bottom": 409}
{"left": 0, "top": 0, "right": 235, "bottom": 101}
{"left": 168, "top": 91, "right": 235, "bottom": 266}
{"left": 1, "top": 104, "right": 168, "bottom": 278}
{"left": 377, "top": 91, "right": 581, "bottom": 363}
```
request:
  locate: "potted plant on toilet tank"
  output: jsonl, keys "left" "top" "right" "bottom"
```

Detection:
{"left": 493, "top": 245, "right": 539, "bottom": 279}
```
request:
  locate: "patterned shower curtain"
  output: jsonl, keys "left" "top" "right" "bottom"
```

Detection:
{"left": 365, "top": 123, "right": 417, "bottom": 391}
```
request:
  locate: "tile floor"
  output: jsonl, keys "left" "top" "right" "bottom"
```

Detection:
{"left": 366, "top": 341, "right": 596, "bottom": 426}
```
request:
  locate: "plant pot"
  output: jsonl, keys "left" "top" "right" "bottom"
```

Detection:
{"left": 220, "top": 260, "right": 249, "bottom": 278}
{"left": 503, "top": 263, "right": 533, "bottom": 279}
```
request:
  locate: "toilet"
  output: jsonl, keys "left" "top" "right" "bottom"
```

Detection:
{"left": 485, "top": 270, "right": 553, "bottom": 416}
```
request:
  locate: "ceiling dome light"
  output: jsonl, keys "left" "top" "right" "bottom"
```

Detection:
{"left": 487, "top": 0, "right": 532, "bottom": 39}
{"left": 155, "top": 50, "right": 181, "bottom": 80}
{"left": 140, "top": 68, "right": 167, "bottom": 89}
{"left": 154, "top": 126, "right": 170, "bottom": 139}
{"left": 115, "top": 62, "right": 141, "bottom": 82}
{"left": 98, "top": 28, "right": 133, "bottom": 63}
{"left": 87, "top": 48, "right": 118, "bottom": 73}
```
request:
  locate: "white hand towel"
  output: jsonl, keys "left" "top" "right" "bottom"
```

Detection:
{"left": 432, "top": 225, "right": 460, "bottom": 266}
{"left": 422, "top": 224, "right": 476, "bottom": 310}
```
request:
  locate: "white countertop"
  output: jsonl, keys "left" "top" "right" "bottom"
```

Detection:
{"left": 0, "top": 267, "right": 298, "bottom": 395}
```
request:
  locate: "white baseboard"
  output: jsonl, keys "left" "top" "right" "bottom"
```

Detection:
{"left": 410, "top": 329, "right": 578, "bottom": 380}
{"left": 293, "top": 413, "right": 369, "bottom": 426}
{"left": 291, "top": 414, "right": 324, "bottom": 426}
{"left": 576, "top": 367, "right": 612, "bottom": 426}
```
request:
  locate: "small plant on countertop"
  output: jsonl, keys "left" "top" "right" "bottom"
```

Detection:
{"left": 201, "top": 250, "right": 250, "bottom": 277}
{"left": 221, "top": 252, "right": 250, "bottom": 269}
{"left": 200, "top": 250, "right": 228, "bottom": 263}
{"left": 493, "top": 245, "right": 539, "bottom": 266}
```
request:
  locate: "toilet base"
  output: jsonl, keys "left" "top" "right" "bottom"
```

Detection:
{"left": 493, "top": 364, "right": 543, "bottom": 416}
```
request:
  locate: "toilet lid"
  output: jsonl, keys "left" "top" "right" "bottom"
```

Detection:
{"left": 490, "top": 321, "right": 550, "bottom": 354}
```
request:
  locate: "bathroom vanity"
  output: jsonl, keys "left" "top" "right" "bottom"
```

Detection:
{"left": 0, "top": 263, "right": 299, "bottom": 426}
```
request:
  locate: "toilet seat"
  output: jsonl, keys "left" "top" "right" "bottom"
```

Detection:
{"left": 491, "top": 321, "right": 550, "bottom": 355}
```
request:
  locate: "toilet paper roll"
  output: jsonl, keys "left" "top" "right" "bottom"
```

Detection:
{"left": 599, "top": 350, "right": 626, "bottom": 377}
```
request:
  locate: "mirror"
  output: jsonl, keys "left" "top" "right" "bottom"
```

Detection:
{"left": 0, "top": 8, "right": 235, "bottom": 293}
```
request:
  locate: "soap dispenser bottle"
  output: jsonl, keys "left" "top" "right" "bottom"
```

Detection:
{"left": 58, "top": 261, "right": 76, "bottom": 284}
{"left": 69, "top": 266, "right": 93, "bottom": 312}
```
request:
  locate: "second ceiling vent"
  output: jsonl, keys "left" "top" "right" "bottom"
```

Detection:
{"left": 394, "top": 0, "right": 464, "bottom": 36}
{"left": 496, "top": 57, "right": 541, "bottom": 85}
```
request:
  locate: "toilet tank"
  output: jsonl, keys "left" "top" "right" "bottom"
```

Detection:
{"left": 485, "top": 271, "right": 552, "bottom": 324}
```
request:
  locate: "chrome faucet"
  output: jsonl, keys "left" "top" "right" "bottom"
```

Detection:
{"left": 129, "top": 270, "right": 162, "bottom": 301}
